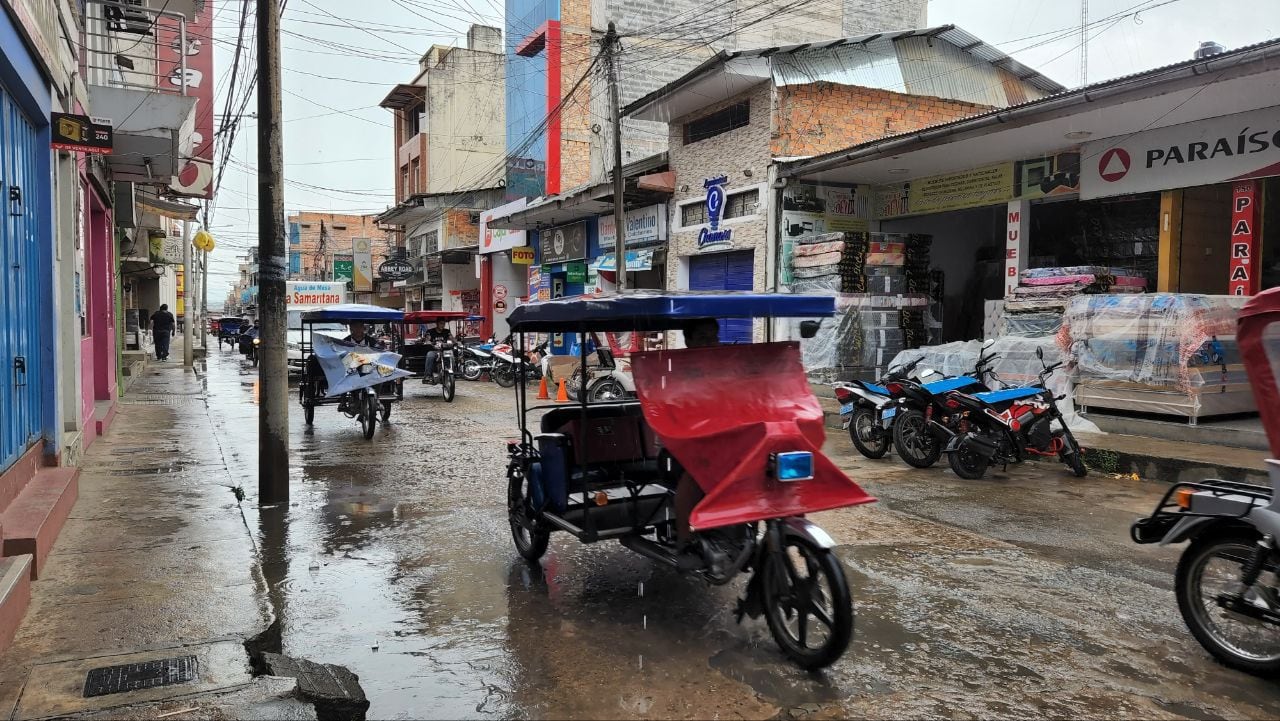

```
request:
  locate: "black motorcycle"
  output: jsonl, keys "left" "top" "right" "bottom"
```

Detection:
{"left": 935, "top": 347, "right": 1087, "bottom": 480}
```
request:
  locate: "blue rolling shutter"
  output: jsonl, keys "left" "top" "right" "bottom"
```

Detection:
{"left": 688, "top": 251, "right": 753, "bottom": 344}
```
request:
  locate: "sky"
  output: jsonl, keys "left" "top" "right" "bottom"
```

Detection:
{"left": 202, "top": 0, "right": 1280, "bottom": 304}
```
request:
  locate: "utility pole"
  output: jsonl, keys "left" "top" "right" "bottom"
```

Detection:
{"left": 183, "top": 220, "right": 194, "bottom": 367}
{"left": 604, "top": 22, "right": 625, "bottom": 293}
{"left": 257, "top": 0, "right": 289, "bottom": 503}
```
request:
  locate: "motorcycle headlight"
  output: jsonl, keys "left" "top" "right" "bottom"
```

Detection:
{"left": 253, "top": 338, "right": 261, "bottom": 345}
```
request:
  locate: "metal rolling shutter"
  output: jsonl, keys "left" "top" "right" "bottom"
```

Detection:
{"left": 688, "top": 251, "right": 753, "bottom": 344}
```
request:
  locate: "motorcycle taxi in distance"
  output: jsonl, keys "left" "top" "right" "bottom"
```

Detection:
{"left": 297, "top": 304, "right": 408, "bottom": 439}
{"left": 502, "top": 292, "right": 875, "bottom": 669}
{"left": 1132, "top": 286, "right": 1280, "bottom": 676}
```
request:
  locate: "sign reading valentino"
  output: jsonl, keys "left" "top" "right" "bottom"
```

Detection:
{"left": 1082, "top": 106, "right": 1280, "bottom": 200}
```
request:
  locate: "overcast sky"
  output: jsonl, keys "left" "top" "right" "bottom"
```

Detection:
{"left": 203, "top": 0, "right": 1279, "bottom": 303}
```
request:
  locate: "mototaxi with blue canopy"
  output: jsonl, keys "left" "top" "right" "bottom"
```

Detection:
{"left": 298, "top": 304, "right": 408, "bottom": 439}
{"left": 503, "top": 291, "right": 875, "bottom": 669}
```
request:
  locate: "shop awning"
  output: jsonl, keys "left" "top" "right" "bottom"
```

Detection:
{"left": 594, "top": 248, "right": 659, "bottom": 272}
{"left": 136, "top": 194, "right": 200, "bottom": 220}
{"left": 377, "top": 187, "right": 505, "bottom": 227}
{"left": 780, "top": 37, "right": 1280, "bottom": 188}
{"left": 379, "top": 83, "right": 426, "bottom": 111}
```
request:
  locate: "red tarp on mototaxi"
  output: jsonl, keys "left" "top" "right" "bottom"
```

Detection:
{"left": 631, "top": 342, "right": 875, "bottom": 530}
{"left": 1238, "top": 286, "right": 1280, "bottom": 458}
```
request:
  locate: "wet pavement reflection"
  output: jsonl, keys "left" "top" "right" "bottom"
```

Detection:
{"left": 200, "top": 347, "right": 1280, "bottom": 720}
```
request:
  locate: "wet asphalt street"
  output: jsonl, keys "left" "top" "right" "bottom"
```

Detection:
{"left": 203, "top": 348, "right": 1280, "bottom": 720}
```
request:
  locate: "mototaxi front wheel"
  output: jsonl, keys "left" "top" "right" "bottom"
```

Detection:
{"left": 361, "top": 393, "right": 377, "bottom": 439}
{"left": 442, "top": 372, "right": 456, "bottom": 402}
{"left": 380, "top": 400, "right": 392, "bottom": 422}
{"left": 761, "top": 531, "right": 854, "bottom": 670}
{"left": 849, "top": 407, "right": 889, "bottom": 459}
{"left": 508, "top": 467, "right": 549, "bottom": 561}
{"left": 1176, "top": 533, "right": 1280, "bottom": 676}
{"left": 893, "top": 409, "right": 941, "bottom": 468}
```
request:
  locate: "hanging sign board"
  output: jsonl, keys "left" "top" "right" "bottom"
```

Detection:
{"left": 540, "top": 222, "right": 587, "bottom": 264}
{"left": 51, "top": 113, "right": 113, "bottom": 154}
{"left": 511, "top": 247, "right": 535, "bottom": 265}
{"left": 1229, "top": 180, "right": 1260, "bottom": 296}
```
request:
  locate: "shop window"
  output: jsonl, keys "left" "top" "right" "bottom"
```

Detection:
{"left": 332, "top": 224, "right": 347, "bottom": 230}
{"left": 681, "top": 202, "right": 707, "bottom": 227}
{"left": 424, "top": 229, "right": 440, "bottom": 254}
{"left": 724, "top": 189, "right": 759, "bottom": 219}
{"left": 683, "top": 101, "right": 749, "bottom": 145}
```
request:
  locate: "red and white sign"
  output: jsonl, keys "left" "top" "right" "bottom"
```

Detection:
{"left": 1082, "top": 106, "right": 1280, "bottom": 200}
{"left": 480, "top": 198, "right": 528, "bottom": 254}
{"left": 1229, "top": 180, "right": 1260, "bottom": 296}
{"left": 158, "top": 6, "right": 215, "bottom": 198}
{"left": 1003, "top": 200, "right": 1029, "bottom": 298}
{"left": 1097, "top": 148, "right": 1130, "bottom": 182}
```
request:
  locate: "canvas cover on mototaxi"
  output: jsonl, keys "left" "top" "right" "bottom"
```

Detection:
{"left": 1239, "top": 286, "right": 1280, "bottom": 457}
{"left": 631, "top": 341, "right": 875, "bottom": 530}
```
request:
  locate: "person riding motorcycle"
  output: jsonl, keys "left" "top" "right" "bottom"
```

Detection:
{"left": 343, "top": 322, "right": 383, "bottom": 349}
{"left": 423, "top": 319, "right": 452, "bottom": 381}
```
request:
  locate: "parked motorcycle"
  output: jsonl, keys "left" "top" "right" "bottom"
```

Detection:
{"left": 460, "top": 338, "right": 496, "bottom": 381}
{"left": 833, "top": 357, "right": 927, "bottom": 459}
{"left": 936, "top": 346, "right": 1087, "bottom": 480}
{"left": 491, "top": 337, "right": 548, "bottom": 388}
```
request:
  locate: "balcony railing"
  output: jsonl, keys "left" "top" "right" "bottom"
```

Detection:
{"left": 82, "top": 0, "right": 188, "bottom": 96}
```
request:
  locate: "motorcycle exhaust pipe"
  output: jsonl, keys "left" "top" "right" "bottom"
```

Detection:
{"left": 928, "top": 419, "right": 955, "bottom": 441}
{"left": 961, "top": 432, "right": 1000, "bottom": 460}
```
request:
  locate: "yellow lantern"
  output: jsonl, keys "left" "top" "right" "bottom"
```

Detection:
{"left": 193, "top": 229, "right": 215, "bottom": 253}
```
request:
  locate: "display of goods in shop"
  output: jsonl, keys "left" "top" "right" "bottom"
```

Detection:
{"left": 792, "top": 251, "right": 845, "bottom": 268}
{"left": 793, "top": 241, "right": 845, "bottom": 256}
{"left": 1059, "top": 293, "right": 1253, "bottom": 422}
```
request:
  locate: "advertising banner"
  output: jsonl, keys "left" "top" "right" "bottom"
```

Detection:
{"left": 540, "top": 222, "right": 587, "bottom": 264}
{"left": 1081, "top": 107, "right": 1280, "bottom": 200}
{"left": 51, "top": 113, "right": 112, "bottom": 154}
{"left": 874, "top": 152, "right": 1081, "bottom": 218}
{"left": 287, "top": 281, "right": 347, "bottom": 306}
{"left": 780, "top": 183, "right": 870, "bottom": 284}
{"left": 598, "top": 204, "right": 668, "bottom": 249}
{"left": 158, "top": 4, "right": 214, "bottom": 198}
{"left": 527, "top": 265, "right": 541, "bottom": 299}
{"left": 480, "top": 198, "right": 528, "bottom": 254}
{"left": 352, "top": 238, "right": 373, "bottom": 292}
{"left": 332, "top": 255, "right": 353, "bottom": 282}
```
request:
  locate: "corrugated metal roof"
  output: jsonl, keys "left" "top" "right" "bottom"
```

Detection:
{"left": 624, "top": 24, "right": 1066, "bottom": 118}
{"left": 778, "top": 35, "right": 1280, "bottom": 177}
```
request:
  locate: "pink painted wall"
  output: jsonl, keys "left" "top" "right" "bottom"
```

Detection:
{"left": 80, "top": 172, "right": 115, "bottom": 449}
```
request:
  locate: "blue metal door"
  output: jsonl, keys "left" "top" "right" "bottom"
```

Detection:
{"left": 0, "top": 82, "right": 44, "bottom": 470}
{"left": 689, "top": 251, "right": 754, "bottom": 344}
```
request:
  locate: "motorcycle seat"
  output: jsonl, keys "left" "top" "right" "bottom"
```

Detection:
{"left": 922, "top": 376, "right": 981, "bottom": 394}
{"left": 852, "top": 380, "right": 889, "bottom": 396}
{"left": 973, "top": 387, "right": 1041, "bottom": 405}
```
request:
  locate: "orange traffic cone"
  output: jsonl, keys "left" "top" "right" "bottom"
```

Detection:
{"left": 536, "top": 375, "right": 551, "bottom": 400}
{"left": 555, "top": 377, "right": 569, "bottom": 403}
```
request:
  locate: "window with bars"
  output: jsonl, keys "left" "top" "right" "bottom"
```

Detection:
{"left": 679, "top": 188, "right": 760, "bottom": 228}
{"left": 423, "top": 229, "right": 440, "bottom": 254}
{"left": 682, "top": 101, "right": 749, "bottom": 145}
{"left": 681, "top": 202, "right": 707, "bottom": 227}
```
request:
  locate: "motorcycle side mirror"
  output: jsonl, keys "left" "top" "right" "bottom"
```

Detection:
{"left": 1035, "top": 346, "right": 1044, "bottom": 360}
{"left": 982, "top": 338, "right": 996, "bottom": 350}
{"left": 799, "top": 320, "right": 821, "bottom": 339}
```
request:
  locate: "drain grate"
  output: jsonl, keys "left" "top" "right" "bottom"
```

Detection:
{"left": 121, "top": 397, "right": 205, "bottom": 406}
{"left": 107, "top": 464, "right": 186, "bottom": 476}
{"left": 83, "top": 655, "right": 199, "bottom": 698}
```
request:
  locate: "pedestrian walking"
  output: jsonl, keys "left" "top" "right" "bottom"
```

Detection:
{"left": 151, "top": 304, "right": 176, "bottom": 360}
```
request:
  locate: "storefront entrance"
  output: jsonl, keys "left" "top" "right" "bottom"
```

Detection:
{"left": 689, "top": 250, "right": 752, "bottom": 344}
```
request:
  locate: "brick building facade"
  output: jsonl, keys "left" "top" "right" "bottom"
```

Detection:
{"left": 287, "top": 212, "right": 394, "bottom": 283}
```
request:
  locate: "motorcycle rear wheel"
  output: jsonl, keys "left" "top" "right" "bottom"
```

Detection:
{"left": 1176, "top": 533, "right": 1280, "bottom": 676}
{"left": 1058, "top": 428, "right": 1088, "bottom": 477}
{"left": 492, "top": 365, "right": 516, "bottom": 388}
{"left": 948, "top": 441, "right": 989, "bottom": 480}
{"left": 508, "top": 468, "right": 549, "bottom": 562}
{"left": 761, "top": 532, "right": 854, "bottom": 670}
{"left": 893, "top": 410, "right": 941, "bottom": 468}
{"left": 461, "top": 359, "right": 483, "bottom": 381}
{"left": 849, "top": 408, "right": 889, "bottom": 459}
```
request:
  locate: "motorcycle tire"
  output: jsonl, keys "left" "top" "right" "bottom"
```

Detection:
{"left": 361, "top": 394, "right": 377, "bottom": 440}
{"left": 508, "top": 467, "right": 550, "bottom": 562}
{"left": 948, "top": 440, "right": 989, "bottom": 480}
{"left": 1175, "top": 532, "right": 1280, "bottom": 676}
{"left": 588, "top": 377, "right": 628, "bottom": 403}
{"left": 492, "top": 365, "right": 516, "bottom": 388}
{"left": 380, "top": 400, "right": 392, "bottom": 423}
{"left": 893, "top": 410, "right": 941, "bottom": 468}
{"left": 566, "top": 369, "right": 584, "bottom": 402}
{"left": 251, "top": 353, "right": 258, "bottom": 368}
{"left": 1058, "top": 428, "right": 1088, "bottom": 478}
{"left": 442, "top": 372, "right": 456, "bottom": 402}
{"left": 761, "top": 530, "right": 854, "bottom": 670}
{"left": 461, "top": 359, "right": 483, "bottom": 381}
{"left": 849, "top": 407, "right": 889, "bottom": 459}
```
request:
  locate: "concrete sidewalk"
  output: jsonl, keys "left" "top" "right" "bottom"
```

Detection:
{"left": 0, "top": 353, "right": 279, "bottom": 719}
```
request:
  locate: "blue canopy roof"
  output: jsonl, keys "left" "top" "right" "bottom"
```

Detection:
{"left": 507, "top": 292, "right": 835, "bottom": 332}
{"left": 300, "top": 303, "right": 405, "bottom": 322}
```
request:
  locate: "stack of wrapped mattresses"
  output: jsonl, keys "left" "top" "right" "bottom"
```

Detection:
{"left": 1058, "top": 294, "right": 1253, "bottom": 422}
{"left": 1004, "top": 266, "right": 1148, "bottom": 337}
